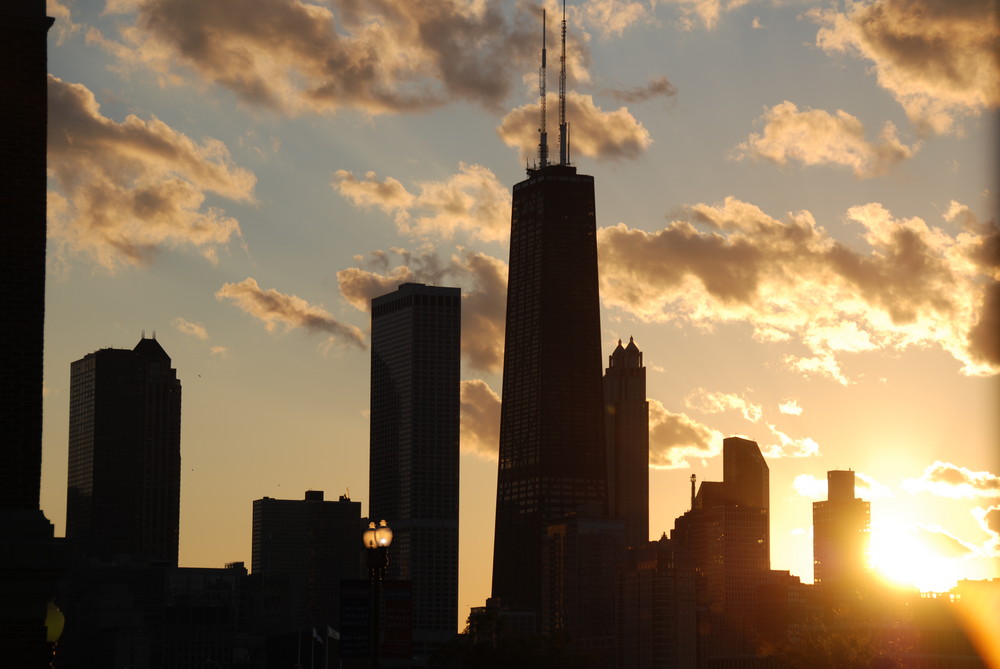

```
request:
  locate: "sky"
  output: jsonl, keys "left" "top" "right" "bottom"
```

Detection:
{"left": 40, "top": 0, "right": 999, "bottom": 625}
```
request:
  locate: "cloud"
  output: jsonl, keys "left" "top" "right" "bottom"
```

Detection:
{"left": 87, "top": 0, "right": 552, "bottom": 115}
{"left": 337, "top": 249, "right": 508, "bottom": 373}
{"left": 761, "top": 424, "right": 820, "bottom": 458}
{"left": 332, "top": 163, "right": 510, "bottom": 243}
{"left": 648, "top": 398, "right": 724, "bottom": 468}
{"left": 735, "top": 101, "right": 919, "bottom": 177}
{"left": 604, "top": 76, "right": 678, "bottom": 104}
{"left": 793, "top": 474, "right": 827, "bottom": 500}
{"left": 663, "top": 0, "right": 752, "bottom": 31}
{"left": 47, "top": 76, "right": 255, "bottom": 271}
{"left": 778, "top": 399, "right": 802, "bottom": 416}
{"left": 47, "top": 0, "right": 82, "bottom": 45}
{"left": 577, "top": 0, "right": 652, "bottom": 37}
{"left": 812, "top": 0, "right": 1000, "bottom": 134}
{"left": 794, "top": 471, "right": 891, "bottom": 500}
{"left": 597, "top": 197, "right": 1000, "bottom": 382}
{"left": 902, "top": 462, "right": 1000, "bottom": 499}
{"left": 498, "top": 91, "right": 652, "bottom": 163}
{"left": 216, "top": 278, "right": 365, "bottom": 349}
{"left": 461, "top": 379, "right": 501, "bottom": 458}
{"left": 172, "top": 317, "right": 209, "bottom": 340}
{"left": 972, "top": 505, "right": 1000, "bottom": 555}
{"left": 209, "top": 346, "right": 230, "bottom": 358}
{"left": 684, "top": 388, "right": 762, "bottom": 422}
{"left": 916, "top": 525, "right": 979, "bottom": 558}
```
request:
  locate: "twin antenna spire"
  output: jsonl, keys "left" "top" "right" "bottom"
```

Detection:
{"left": 538, "top": 0, "right": 570, "bottom": 169}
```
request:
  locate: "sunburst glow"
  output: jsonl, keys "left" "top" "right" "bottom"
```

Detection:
{"left": 869, "top": 517, "right": 967, "bottom": 593}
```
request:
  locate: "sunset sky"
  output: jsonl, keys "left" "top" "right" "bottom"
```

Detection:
{"left": 40, "top": 0, "right": 998, "bottom": 622}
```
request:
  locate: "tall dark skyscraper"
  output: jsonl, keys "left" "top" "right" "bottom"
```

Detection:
{"left": 604, "top": 336, "right": 650, "bottom": 549}
{"left": 369, "top": 282, "right": 460, "bottom": 655}
{"left": 66, "top": 336, "right": 182, "bottom": 565}
{"left": 813, "top": 470, "right": 870, "bottom": 591}
{"left": 491, "top": 8, "right": 608, "bottom": 619}
{"left": 0, "top": 4, "right": 63, "bottom": 665}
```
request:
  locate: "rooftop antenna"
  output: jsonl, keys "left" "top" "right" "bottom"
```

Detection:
{"left": 558, "top": 0, "right": 569, "bottom": 165}
{"left": 537, "top": 8, "right": 548, "bottom": 169}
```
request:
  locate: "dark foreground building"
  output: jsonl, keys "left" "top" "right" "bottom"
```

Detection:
{"left": 66, "top": 337, "right": 182, "bottom": 565}
{"left": 369, "top": 283, "right": 461, "bottom": 660}
{"left": 491, "top": 161, "right": 609, "bottom": 621}
{"left": 0, "top": 3, "right": 64, "bottom": 666}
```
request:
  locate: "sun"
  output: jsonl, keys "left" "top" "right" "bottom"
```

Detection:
{"left": 869, "top": 516, "right": 966, "bottom": 593}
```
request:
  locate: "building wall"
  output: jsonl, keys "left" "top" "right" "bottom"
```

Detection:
{"left": 66, "top": 338, "right": 181, "bottom": 566}
{"left": 493, "top": 164, "right": 608, "bottom": 618}
{"left": 369, "top": 283, "right": 460, "bottom": 650}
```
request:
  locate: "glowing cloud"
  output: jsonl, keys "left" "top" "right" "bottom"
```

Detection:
{"left": 337, "top": 249, "right": 508, "bottom": 373}
{"left": 498, "top": 92, "right": 652, "bottom": 163}
{"left": 902, "top": 462, "right": 1000, "bottom": 499}
{"left": 972, "top": 505, "right": 1000, "bottom": 556}
{"left": 793, "top": 473, "right": 827, "bottom": 500}
{"left": 597, "top": 197, "right": 1000, "bottom": 381}
{"left": 605, "top": 76, "right": 677, "bottom": 104}
{"left": 778, "top": 399, "right": 802, "bottom": 416}
{"left": 663, "top": 0, "right": 751, "bottom": 31}
{"left": 761, "top": 424, "right": 820, "bottom": 458}
{"left": 172, "top": 317, "right": 209, "bottom": 341}
{"left": 216, "top": 278, "right": 364, "bottom": 349}
{"left": 648, "top": 398, "right": 724, "bottom": 469}
{"left": 460, "top": 379, "right": 501, "bottom": 459}
{"left": 332, "top": 163, "right": 510, "bottom": 243}
{"left": 736, "top": 101, "right": 918, "bottom": 177}
{"left": 684, "top": 388, "right": 762, "bottom": 422}
{"left": 47, "top": 76, "right": 255, "bottom": 271}
{"left": 88, "top": 0, "right": 550, "bottom": 115}
{"left": 577, "top": 0, "right": 651, "bottom": 38}
{"left": 812, "top": 0, "right": 1000, "bottom": 134}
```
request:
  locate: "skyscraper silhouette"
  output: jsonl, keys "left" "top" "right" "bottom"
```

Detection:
{"left": 369, "top": 283, "right": 460, "bottom": 657}
{"left": 604, "top": 336, "right": 650, "bottom": 549}
{"left": 66, "top": 336, "right": 182, "bottom": 565}
{"left": 491, "top": 164, "right": 608, "bottom": 618}
{"left": 671, "top": 437, "right": 770, "bottom": 659}
{"left": 0, "top": 4, "right": 63, "bottom": 664}
{"left": 813, "top": 470, "right": 870, "bottom": 592}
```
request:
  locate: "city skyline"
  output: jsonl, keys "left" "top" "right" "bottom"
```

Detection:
{"left": 38, "top": 0, "right": 999, "bottom": 627}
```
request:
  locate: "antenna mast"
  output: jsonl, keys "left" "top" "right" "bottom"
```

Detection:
{"left": 558, "top": 0, "right": 568, "bottom": 165}
{"left": 538, "top": 9, "right": 548, "bottom": 168}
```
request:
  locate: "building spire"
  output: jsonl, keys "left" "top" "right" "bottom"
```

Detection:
{"left": 558, "top": 0, "right": 569, "bottom": 165}
{"left": 538, "top": 8, "right": 548, "bottom": 168}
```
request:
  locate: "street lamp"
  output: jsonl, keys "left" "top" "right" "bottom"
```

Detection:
{"left": 364, "top": 520, "right": 392, "bottom": 669}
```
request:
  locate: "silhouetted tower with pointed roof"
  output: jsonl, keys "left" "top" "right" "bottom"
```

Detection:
{"left": 491, "top": 3, "right": 607, "bottom": 621}
{"left": 66, "top": 336, "right": 182, "bottom": 565}
{"left": 604, "top": 337, "right": 649, "bottom": 548}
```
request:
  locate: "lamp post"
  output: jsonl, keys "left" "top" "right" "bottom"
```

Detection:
{"left": 363, "top": 520, "right": 393, "bottom": 669}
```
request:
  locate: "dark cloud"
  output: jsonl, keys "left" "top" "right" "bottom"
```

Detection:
{"left": 605, "top": 76, "right": 677, "bottom": 104}
{"left": 813, "top": 0, "right": 1000, "bottom": 134}
{"left": 337, "top": 249, "right": 507, "bottom": 373}
{"left": 648, "top": 399, "right": 722, "bottom": 469}
{"left": 903, "top": 461, "right": 1000, "bottom": 498}
{"left": 92, "top": 0, "right": 550, "bottom": 115}
{"left": 47, "top": 76, "right": 255, "bottom": 270}
{"left": 597, "top": 197, "right": 999, "bottom": 381}
{"left": 216, "top": 277, "right": 365, "bottom": 349}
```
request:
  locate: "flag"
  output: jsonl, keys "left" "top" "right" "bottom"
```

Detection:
{"left": 312, "top": 627, "right": 323, "bottom": 644}
{"left": 327, "top": 626, "right": 340, "bottom": 640}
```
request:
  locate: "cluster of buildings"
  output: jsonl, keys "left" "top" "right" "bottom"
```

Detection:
{"left": 1, "top": 3, "right": 992, "bottom": 668}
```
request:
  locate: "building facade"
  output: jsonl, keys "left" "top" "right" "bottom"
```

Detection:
{"left": 813, "top": 470, "right": 870, "bottom": 593}
{"left": 491, "top": 163, "right": 608, "bottom": 620}
{"left": 251, "top": 491, "right": 363, "bottom": 633}
{"left": 604, "top": 337, "right": 650, "bottom": 549}
{"left": 66, "top": 337, "right": 182, "bottom": 565}
{"left": 369, "top": 282, "right": 461, "bottom": 656}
